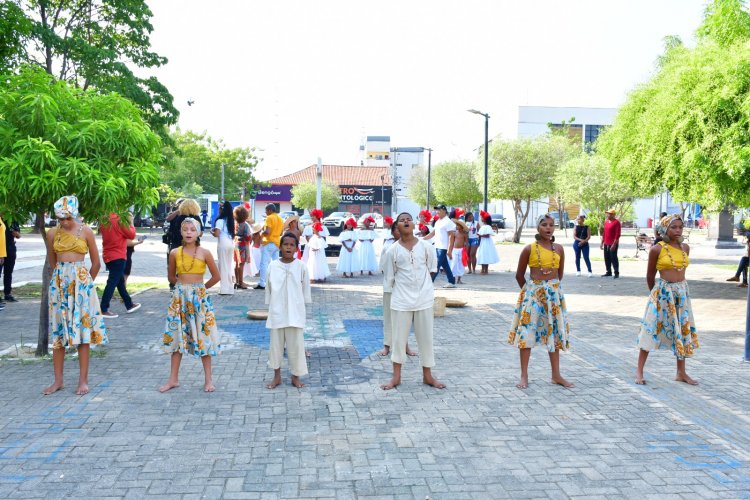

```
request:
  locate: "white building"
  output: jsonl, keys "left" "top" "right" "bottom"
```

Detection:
{"left": 361, "top": 136, "right": 391, "bottom": 167}
{"left": 390, "top": 147, "right": 425, "bottom": 217}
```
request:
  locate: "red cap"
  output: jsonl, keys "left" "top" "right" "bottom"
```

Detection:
{"left": 345, "top": 218, "right": 357, "bottom": 228}
{"left": 384, "top": 216, "right": 393, "bottom": 226}
{"left": 310, "top": 209, "right": 324, "bottom": 219}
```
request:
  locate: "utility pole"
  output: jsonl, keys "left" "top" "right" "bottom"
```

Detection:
{"left": 315, "top": 157, "right": 322, "bottom": 210}
{"left": 220, "top": 164, "right": 225, "bottom": 200}
{"left": 426, "top": 148, "right": 433, "bottom": 210}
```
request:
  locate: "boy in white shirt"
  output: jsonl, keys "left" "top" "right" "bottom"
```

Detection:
{"left": 381, "top": 212, "right": 446, "bottom": 390}
{"left": 265, "top": 232, "right": 312, "bottom": 389}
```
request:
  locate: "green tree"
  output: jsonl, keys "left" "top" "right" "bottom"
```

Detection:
{"left": 407, "top": 166, "right": 437, "bottom": 209}
{"left": 0, "top": 65, "right": 163, "bottom": 355}
{"left": 160, "top": 130, "right": 260, "bottom": 201}
{"left": 555, "top": 152, "right": 637, "bottom": 233}
{"left": 0, "top": 1, "right": 31, "bottom": 71}
{"left": 486, "top": 136, "right": 576, "bottom": 242}
{"left": 598, "top": 0, "right": 750, "bottom": 211}
{"left": 431, "top": 160, "right": 482, "bottom": 210}
{"left": 290, "top": 182, "right": 340, "bottom": 211}
{"left": 8, "top": 0, "right": 177, "bottom": 137}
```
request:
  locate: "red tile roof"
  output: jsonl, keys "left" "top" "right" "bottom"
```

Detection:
{"left": 265, "top": 165, "right": 392, "bottom": 186}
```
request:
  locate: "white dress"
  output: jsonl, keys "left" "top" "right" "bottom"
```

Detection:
{"left": 476, "top": 224, "right": 499, "bottom": 265}
{"left": 336, "top": 231, "right": 360, "bottom": 274}
{"left": 302, "top": 224, "right": 329, "bottom": 262}
{"left": 213, "top": 218, "right": 235, "bottom": 294}
{"left": 306, "top": 233, "right": 330, "bottom": 281}
{"left": 357, "top": 229, "right": 379, "bottom": 273}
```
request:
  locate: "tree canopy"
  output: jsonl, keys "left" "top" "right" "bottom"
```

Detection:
{"left": 291, "top": 181, "right": 340, "bottom": 211}
{"left": 597, "top": 0, "right": 750, "bottom": 211}
{"left": 485, "top": 135, "right": 576, "bottom": 242}
{"left": 6, "top": 0, "right": 177, "bottom": 137}
{"left": 431, "top": 160, "right": 482, "bottom": 210}
{"left": 407, "top": 166, "right": 436, "bottom": 209}
{"left": 160, "top": 130, "right": 261, "bottom": 201}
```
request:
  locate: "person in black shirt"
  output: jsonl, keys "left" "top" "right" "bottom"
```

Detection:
{"left": 572, "top": 215, "right": 593, "bottom": 277}
{"left": 0, "top": 217, "right": 21, "bottom": 303}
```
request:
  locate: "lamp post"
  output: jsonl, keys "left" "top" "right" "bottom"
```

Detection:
{"left": 380, "top": 174, "right": 385, "bottom": 216}
{"left": 468, "top": 109, "right": 490, "bottom": 212}
{"left": 425, "top": 148, "right": 433, "bottom": 210}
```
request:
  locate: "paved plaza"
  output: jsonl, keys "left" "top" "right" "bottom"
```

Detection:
{"left": 1, "top": 231, "right": 749, "bottom": 499}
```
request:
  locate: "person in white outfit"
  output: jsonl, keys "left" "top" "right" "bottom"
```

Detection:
{"left": 381, "top": 212, "right": 446, "bottom": 391}
{"left": 211, "top": 201, "right": 235, "bottom": 295}
{"left": 423, "top": 204, "right": 456, "bottom": 288}
{"left": 336, "top": 218, "right": 360, "bottom": 278}
{"left": 358, "top": 216, "right": 379, "bottom": 275}
{"left": 476, "top": 211, "right": 500, "bottom": 274}
{"left": 302, "top": 209, "right": 329, "bottom": 262}
{"left": 306, "top": 222, "right": 330, "bottom": 282}
{"left": 265, "top": 232, "right": 312, "bottom": 389}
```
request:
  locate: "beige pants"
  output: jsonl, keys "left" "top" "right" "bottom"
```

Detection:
{"left": 391, "top": 308, "right": 434, "bottom": 367}
{"left": 268, "top": 327, "right": 308, "bottom": 376}
{"left": 383, "top": 292, "right": 392, "bottom": 347}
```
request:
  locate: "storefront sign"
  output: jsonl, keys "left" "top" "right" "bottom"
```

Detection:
{"left": 254, "top": 185, "right": 292, "bottom": 202}
{"left": 339, "top": 185, "right": 391, "bottom": 205}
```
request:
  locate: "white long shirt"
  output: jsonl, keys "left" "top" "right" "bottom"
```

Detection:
{"left": 433, "top": 216, "right": 456, "bottom": 250}
{"left": 383, "top": 239, "right": 437, "bottom": 312}
{"left": 264, "top": 259, "right": 312, "bottom": 329}
{"left": 379, "top": 237, "right": 397, "bottom": 292}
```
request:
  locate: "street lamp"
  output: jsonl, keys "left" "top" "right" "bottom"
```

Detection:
{"left": 468, "top": 109, "right": 490, "bottom": 212}
{"left": 425, "top": 148, "right": 433, "bottom": 210}
{"left": 380, "top": 174, "right": 385, "bottom": 216}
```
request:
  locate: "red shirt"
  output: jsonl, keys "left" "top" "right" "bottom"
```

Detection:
{"left": 100, "top": 213, "right": 136, "bottom": 263}
{"left": 602, "top": 218, "right": 621, "bottom": 246}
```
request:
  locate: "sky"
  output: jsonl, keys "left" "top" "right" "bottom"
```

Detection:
{"left": 146, "top": 0, "right": 707, "bottom": 181}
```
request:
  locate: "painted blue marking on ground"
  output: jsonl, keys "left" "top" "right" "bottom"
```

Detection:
{"left": 344, "top": 319, "right": 384, "bottom": 359}
{"left": 222, "top": 321, "right": 270, "bottom": 350}
{"left": 0, "top": 475, "right": 36, "bottom": 483}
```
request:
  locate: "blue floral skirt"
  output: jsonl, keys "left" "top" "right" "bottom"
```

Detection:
{"left": 507, "top": 279, "right": 570, "bottom": 352}
{"left": 637, "top": 279, "right": 699, "bottom": 359}
{"left": 163, "top": 283, "right": 221, "bottom": 357}
{"left": 49, "top": 262, "right": 107, "bottom": 349}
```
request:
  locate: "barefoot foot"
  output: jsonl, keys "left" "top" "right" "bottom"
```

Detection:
{"left": 266, "top": 377, "right": 282, "bottom": 389}
{"left": 516, "top": 377, "right": 529, "bottom": 390}
{"left": 158, "top": 381, "right": 180, "bottom": 393}
{"left": 675, "top": 374, "right": 699, "bottom": 385}
{"left": 305, "top": 350, "right": 312, "bottom": 358}
{"left": 377, "top": 346, "right": 390, "bottom": 356}
{"left": 381, "top": 378, "right": 400, "bottom": 390}
{"left": 551, "top": 376, "right": 574, "bottom": 388}
{"left": 406, "top": 347, "right": 418, "bottom": 357}
{"left": 42, "top": 382, "right": 64, "bottom": 395}
{"left": 423, "top": 376, "right": 446, "bottom": 389}
{"left": 204, "top": 382, "right": 216, "bottom": 392}
{"left": 75, "top": 383, "right": 89, "bottom": 395}
{"left": 635, "top": 374, "right": 646, "bottom": 385}
{"left": 291, "top": 376, "right": 305, "bottom": 388}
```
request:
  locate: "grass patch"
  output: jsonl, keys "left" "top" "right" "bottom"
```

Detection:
{"left": 713, "top": 264, "right": 736, "bottom": 271}
{"left": 12, "top": 281, "right": 168, "bottom": 299}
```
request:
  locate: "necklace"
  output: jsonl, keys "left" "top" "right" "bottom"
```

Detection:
{"left": 663, "top": 243, "right": 687, "bottom": 272}
{"left": 535, "top": 242, "right": 555, "bottom": 275}
{"left": 180, "top": 246, "right": 198, "bottom": 273}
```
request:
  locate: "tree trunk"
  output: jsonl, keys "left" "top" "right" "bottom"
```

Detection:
{"left": 33, "top": 209, "right": 46, "bottom": 234}
{"left": 513, "top": 200, "right": 524, "bottom": 243}
{"left": 36, "top": 227, "right": 50, "bottom": 357}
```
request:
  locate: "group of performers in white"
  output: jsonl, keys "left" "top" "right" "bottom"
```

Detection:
{"left": 42, "top": 194, "right": 699, "bottom": 396}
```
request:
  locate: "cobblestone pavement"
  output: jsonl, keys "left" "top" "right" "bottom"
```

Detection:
{"left": 1, "top": 231, "right": 749, "bottom": 498}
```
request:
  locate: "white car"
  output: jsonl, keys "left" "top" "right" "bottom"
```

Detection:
{"left": 322, "top": 211, "right": 355, "bottom": 231}
{"left": 357, "top": 212, "right": 384, "bottom": 229}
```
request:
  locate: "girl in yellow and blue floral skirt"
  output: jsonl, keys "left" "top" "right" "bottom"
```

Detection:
{"left": 160, "top": 218, "right": 221, "bottom": 393}
{"left": 507, "top": 214, "right": 574, "bottom": 390}
{"left": 635, "top": 215, "right": 699, "bottom": 386}
{"left": 44, "top": 195, "right": 107, "bottom": 396}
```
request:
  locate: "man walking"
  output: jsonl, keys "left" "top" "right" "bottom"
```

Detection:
{"left": 601, "top": 209, "right": 621, "bottom": 279}
{"left": 255, "top": 204, "right": 283, "bottom": 290}
{"left": 0, "top": 215, "right": 20, "bottom": 304}
{"left": 100, "top": 212, "right": 141, "bottom": 317}
{"left": 424, "top": 204, "right": 456, "bottom": 288}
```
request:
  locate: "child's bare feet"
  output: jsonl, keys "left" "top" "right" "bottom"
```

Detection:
{"left": 377, "top": 346, "right": 390, "bottom": 356}
{"left": 675, "top": 373, "right": 698, "bottom": 385}
{"left": 266, "top": 376, "right": 282, "bottom": 389}
{"left": 158, "top": 381, "right": 180, "bottom": 393}
{"left": 291, "top": 375, "right": 305, "bottom": 388}
{"left": 406, "top": 346, "right": 418, "bottom": 357}
{"left": 516, "top": 376, "right": 529, "bottom": 389}
{"left": 423, "top": 375, "right": 446, "bottom": 389}
{"left": 75, "top": 383, "right": 89, "bottom": 395}
{"left": 551, "top": 376, "right": 574, "bottom": 388}
{"left": 635, "top": 372, "right": 646, "bottom": 385}
{"left": 381, "top": 377, "right": 400, "bottom": 390}
{"left": 204, "top": 382, "right": 216, "bottom": 392}
{"left": 42, "top": 382, "right": 64, "bottom": 395}
{"left": 305, "top": 350, "right": 311, "bottom": 358}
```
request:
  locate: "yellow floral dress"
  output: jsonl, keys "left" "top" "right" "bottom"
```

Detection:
{"left": 163, "top": 283, "right": 220, "bottom": 357}
{"left": 49, "top": 262, "right": 108, "bottom": 348}
{"left": 507, "top": 279, "right": 570, "bottom": 352}
{"left": 637, "top": 279, "right": 699, "bottom": 359}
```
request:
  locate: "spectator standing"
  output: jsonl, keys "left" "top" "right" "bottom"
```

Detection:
{"left": 100, "top": 212, "right": 141, "bottom": 318}
{"left": 727, "top": 237, "right": 750, "bottom": 287}
{"left": 0, "top": 215, "right": 20, "bottom": 303}
{"left": 255, "top": 204, "right": 283, "bottom": 290}
{"left": 212, "top": 201, "right": 236, "bottom": 295}
{"left": 601, "top": 209, "right": 621, "bottom": 279}
{"left": 572, "top": 215, "right": 593, "bottom": 277}
{"left": 233, "top": 205, "right": 252, "bottom": 290}
{"left": 424, "top": 204, "right": 456, "bottom": 288}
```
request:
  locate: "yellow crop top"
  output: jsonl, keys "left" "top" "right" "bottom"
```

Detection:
{"left": 655, "top": 241, "right": 689, "bottom": 271}
{"left": 528, "top": 242, "right": 560, "bottom": 269}
{"left": 176, "top": 247, "right": 207, "bottom": 275}
{"left": 53, "top": 228, "right": 88, "bottom": 254}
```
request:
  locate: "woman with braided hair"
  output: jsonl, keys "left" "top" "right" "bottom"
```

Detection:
{"left": 635, "top": 214, "right": 699, "bottom": 385}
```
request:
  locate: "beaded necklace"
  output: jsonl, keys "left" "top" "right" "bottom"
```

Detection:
{"left": 534, "top": 241, "right": 556, "bottom": 276}
{"left": 663, "top": 242, "right": 688, "bottom": 272}
{"left": 180, "top": 246, "right": 198, "bottom": 273}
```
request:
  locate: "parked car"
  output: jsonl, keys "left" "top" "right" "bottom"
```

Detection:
{"left": 279, "top": 211, "right": 298, "bottom": 221}
{"left": 549, "top": 211, "right": 574, "bottom": 228}
{"left": 357, "top": 212, "right": 384, "bottom": 229}
{"left": 135, "top": 215, "right": 154, "bottom": 228}
{"left": 299, "top": 214, "right": 312, "bottom": 228}
{"left": 322, "top": 211, "right": 355, "bottom": 232}
{"left": 490, "top": 213, "right": 505, "bottom": 229}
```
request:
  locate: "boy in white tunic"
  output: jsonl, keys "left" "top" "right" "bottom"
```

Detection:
{"left": 265, "top": 232, "right": 312, "bottom": 389}
{"left": 381, "top": 212, "right": 446, "bottom": 390}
